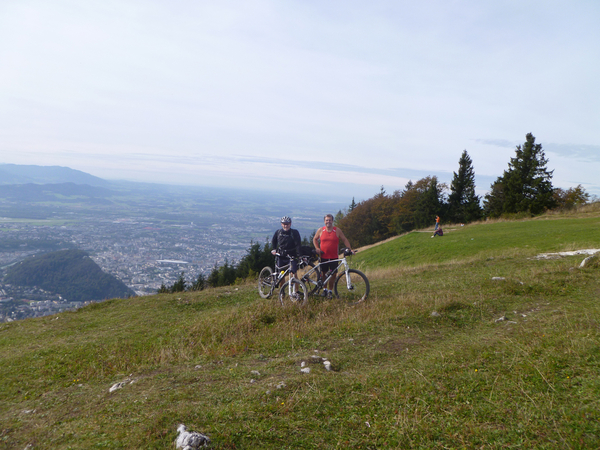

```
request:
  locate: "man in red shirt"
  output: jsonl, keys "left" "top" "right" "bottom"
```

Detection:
{"left": 313, "top": 214, "right": 354, "bottom": 298}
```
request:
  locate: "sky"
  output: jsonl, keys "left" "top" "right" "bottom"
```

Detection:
{"left": 1, "top": 0, "right": 599, "bottom": 202}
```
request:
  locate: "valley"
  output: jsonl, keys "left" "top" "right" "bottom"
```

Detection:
{"left": 0, "top": 181, "right": 347, "bottom": 320}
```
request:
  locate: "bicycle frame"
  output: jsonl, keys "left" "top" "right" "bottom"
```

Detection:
{"left": 301, "top": 255, "right": 352, "bottom": 292}
{"left": 270, "top": 262, "right": 293, "bottom": 296}
{"left": 261, "top": 252, "right": 303, "bottom": 298}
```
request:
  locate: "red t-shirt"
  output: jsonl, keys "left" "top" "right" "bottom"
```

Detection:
{"left": 320, "top": 227, "right": 339, "bottom": 259}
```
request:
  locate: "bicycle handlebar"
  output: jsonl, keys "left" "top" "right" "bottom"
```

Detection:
{"left": 274, "top": 250, "right": 301, "bottom": 260}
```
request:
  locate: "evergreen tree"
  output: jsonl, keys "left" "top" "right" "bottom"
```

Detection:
{"left": 349, "top": 197, "right": 357, "bottom": 211}
{"left": 171, "top": 272, "right": 186, "bottom": 292}
{"left": 207, "top": 264, "right": 220, "bottom": 287}
{"left": 190, "top": 272, "right": 206, "bottom": 291}
{"left": 448, "top": 150, "right": 482, "bottom": 223}
{"left": 503, "top": 133, "right": 555, "bottom": 214}
{"left": 302, "top": 230, "right": 316, "bottom": 247}
{"left": 485, "top": 133, "right": 555, "bottom": 216}
{"left": 235, "top": 241, "right": 262, "bottom": 279}
{"left": 483, "top": 180, "right": 505, "bottom": 218}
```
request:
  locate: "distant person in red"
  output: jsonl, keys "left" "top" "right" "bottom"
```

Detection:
{"left": 432, "top": 227, "right": 443, "bottom": 238}
{"left": 434, "top": 215, "right": 440, "bottom": 230}
{"left": 313, "top": 214, "right": 353, "bottom": 299}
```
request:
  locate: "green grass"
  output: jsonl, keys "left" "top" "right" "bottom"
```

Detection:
{"left": 1, "top": 211, "right": 600, "bottom": 449}
{"left": 354, "top": 215, "right": 600, "bottom": 270}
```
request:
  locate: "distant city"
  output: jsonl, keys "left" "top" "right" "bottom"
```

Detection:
{"left": 0, "top": 174, "right": 346, "bottom": 321}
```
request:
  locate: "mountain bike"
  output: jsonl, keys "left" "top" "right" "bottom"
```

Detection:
{"left": 300, "top": 248, "right": 369, "bottom": 305}
{"left": 257, "top": 251, "right": 308, "bottom": 307}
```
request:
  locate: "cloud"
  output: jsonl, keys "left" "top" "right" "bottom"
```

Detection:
{"left": 544, "top": 144, "right": 600, "bottom": 162}
{"left": 474, "top": 139, "right": 517, "bottom": 148}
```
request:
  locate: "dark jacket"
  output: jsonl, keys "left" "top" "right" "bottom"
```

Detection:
{"left": 272, "top": 228, "right": 301, "bottom": 257}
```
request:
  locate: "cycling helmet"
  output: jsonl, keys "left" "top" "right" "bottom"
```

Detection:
{"left": 280, "top": 216, "right": 291, "bottom": 224}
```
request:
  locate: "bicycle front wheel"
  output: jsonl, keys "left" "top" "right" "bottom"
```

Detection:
{"left": 334, "top": 269, "right": 370, "bottom": 305}
{"left": 278, "top": 278, "right": 308, "bottom": 307}
{"left": 258, "top": 266, "right": 274, "bottom": 298}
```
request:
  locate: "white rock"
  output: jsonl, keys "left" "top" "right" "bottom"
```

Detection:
{"left": 535, "top": 249, "right": 600, "bottom": 260}
{"left": 109, "top": 381, "right": 127, "bottom": 393}
{"left": 431, "top": 311, "right": 440, "bottom": 317}
{"left": 491, "top": 277, "right": 506, "bottom": 281}
{"left": 323, "top": 361, "right": 332, "bottom": 371}
{"left": 580, "top": 255, "right": 597, "bottom": 268}
{"left": 300, "top": 367, "right": 311, "bottom": 374}
{"left": 176, "top": 424, "right": 210, "bottom": 449}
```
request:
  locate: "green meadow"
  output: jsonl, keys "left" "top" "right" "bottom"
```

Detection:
{"left": 1, "top": 208, "right": 599, "bottom": 449}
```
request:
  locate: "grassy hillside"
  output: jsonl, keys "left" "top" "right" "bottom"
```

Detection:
{"left": 1, "top": 210, "right": 600, "bottom": 449}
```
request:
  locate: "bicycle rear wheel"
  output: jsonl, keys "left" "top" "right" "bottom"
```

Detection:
{"left": 334, "top": 269, "right": 369, "bottom": 305}
{"left": 258, "top": 266, "right": 274, "bottom": 298}
{"left": 279, "top": 278, "right": 308, "bottom": 307}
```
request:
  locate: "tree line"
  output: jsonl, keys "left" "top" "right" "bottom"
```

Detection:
{"left": 157, "top": 241, "right": 276, "bottom": 293}
{"left": 335, "top": 133, "right": 590, "bottom": 247}
{"left": 159, "top": 133, "right": 592, "bottom": 293}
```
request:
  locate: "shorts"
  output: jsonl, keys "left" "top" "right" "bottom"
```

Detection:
{"left": 277, "top": 256, "right": 298, "bottom": 273}
{"left": 320, "top": 258, "right": 338, "bottom": 277}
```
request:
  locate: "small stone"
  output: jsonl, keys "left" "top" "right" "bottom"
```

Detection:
{"left": 580, "top": 255, "right": 597, "bottom": 268}
{"left": 431, "top": 311, "right": 440, "bottom": 317}
{"left": 492, "top": 277, "right": 506, "bottom": 281}
{"left": 301, "top": 367, "right": 311, "bottom": 374}
{"left": 109, "top": 381, "right": 127, "bottom": 393}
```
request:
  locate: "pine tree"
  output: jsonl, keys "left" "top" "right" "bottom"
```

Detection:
{"left": 349, "top": 197, "right": 357, "bottom": 211}
{"left": 483, "top": 180, "right": 505, "bottom": 218}
{"left": 190, "top": 273, "right": 206, "bottom": 291}
{"left": 485, "top": 133, "right": 555, "bottom": 216}
{"left": 448, "top": 150, "right": 482, "bottom": 223}
{"left": 171, "top": 272, "right": 187, "bottom": 292}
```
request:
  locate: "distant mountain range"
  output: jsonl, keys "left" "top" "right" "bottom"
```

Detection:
{"left": 3, "top": 249, "right": 135, "bottom": 303}
{"left": 0, "top": 164, "right": 108, "bottom": 186}
{"left": 0, "top": 182, "right": 115, "bottom": 203}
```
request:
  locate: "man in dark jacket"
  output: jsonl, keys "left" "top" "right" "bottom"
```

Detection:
{"left": 271, "top": 216, "right": 302, "bottom": 277}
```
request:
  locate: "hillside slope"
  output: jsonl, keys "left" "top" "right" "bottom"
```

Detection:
{"left": 1, "top": 211, "right": 599, "bottom": 449}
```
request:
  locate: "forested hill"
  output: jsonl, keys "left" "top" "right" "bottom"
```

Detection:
{"left": 3, "top": 250, "right": 134, "bottom": 302}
